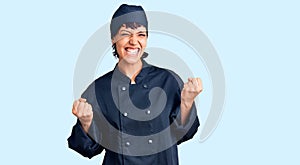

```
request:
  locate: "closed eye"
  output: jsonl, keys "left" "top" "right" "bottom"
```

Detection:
{"left": 121, "top": 33, "right": 130, "bottom": 36}
{"left": 138, "top": 33, "right": 146, "bottom": 37}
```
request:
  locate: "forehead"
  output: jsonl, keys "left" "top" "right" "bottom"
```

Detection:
{"left": 118, "top": 25, "right": 147, "bottom": 32}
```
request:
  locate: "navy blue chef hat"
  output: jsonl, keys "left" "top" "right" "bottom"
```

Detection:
{"left": 110, "top": 4, "right": 148, "bottom": 39}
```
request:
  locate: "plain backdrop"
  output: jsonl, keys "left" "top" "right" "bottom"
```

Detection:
{"left": 0, "top": 0, "right": 299, "bottom": 164}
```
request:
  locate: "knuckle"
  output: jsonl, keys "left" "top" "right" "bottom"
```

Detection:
{"left": 72, "top": 110, "right": 77, "bottom": 116}
{"left": 77, "top": 113, "right": 82, "bottom": 118}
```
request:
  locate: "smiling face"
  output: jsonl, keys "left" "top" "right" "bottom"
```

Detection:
{"left": 112, "top": 24, "right": 147, "bottom": 65}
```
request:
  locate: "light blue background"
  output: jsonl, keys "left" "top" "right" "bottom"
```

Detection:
{"left": 1, "top": 0, "right": 299, "bottom": 164}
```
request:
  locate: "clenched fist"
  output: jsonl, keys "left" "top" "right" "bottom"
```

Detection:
{"left": 180, "top": 78, "right": 203, "bottom": 124}
{"left": 72, "top": 98, "right": 93, "bottom": 133}
{"left": 181, "top": 78, "right": 203, "bottom": 104}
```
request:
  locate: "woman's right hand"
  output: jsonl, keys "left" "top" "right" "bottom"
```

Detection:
{"left": 72, "top": 98, "right": 93, "bottom": 133}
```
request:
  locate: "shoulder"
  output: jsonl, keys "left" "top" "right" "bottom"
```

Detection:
{"left": 81, "top": 70, "right": 114, "bottom": 98}
{"left": 147, "top": 64, "right": 184, "bottom": 89}
{"left": 94, "top": 70, "right": 114, "bottom": 84}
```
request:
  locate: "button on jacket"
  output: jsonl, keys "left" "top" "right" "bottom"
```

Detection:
{"left": 68, "top": 60, "right": 200, "bottom": 165}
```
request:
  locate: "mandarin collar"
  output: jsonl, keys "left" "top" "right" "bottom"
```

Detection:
{"left": 113, "top": 59, "right": 151, "bottom": 84}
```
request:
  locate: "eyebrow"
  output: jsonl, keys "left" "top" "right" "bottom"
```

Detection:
{"left": 120, "top": 30, "right": 146, "bottom": 33}
{"left": 120, "top": 30, "right": 131, "bottom": 33}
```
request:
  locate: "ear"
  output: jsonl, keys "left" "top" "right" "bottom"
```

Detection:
{"left": 111, "top": 38, "right": 115, "bottom": 44}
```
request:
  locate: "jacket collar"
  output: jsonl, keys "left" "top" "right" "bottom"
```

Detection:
{"left": 113, "top": 59, "right": 152, "bottom": 84}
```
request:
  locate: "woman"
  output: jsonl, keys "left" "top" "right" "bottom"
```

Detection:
{"left": 68, "top": 4, "right": 203, "bottom": 165}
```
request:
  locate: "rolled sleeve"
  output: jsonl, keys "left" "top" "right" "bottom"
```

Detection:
{"left": 67, "top": 120, "right": 104, "bottom": 159}
{"left": 170, "top": 103, "right": 200, "bottom": 145}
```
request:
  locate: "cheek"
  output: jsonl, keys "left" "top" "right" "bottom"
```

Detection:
{"left": 116, "top": 43, "right": 123, "bottom": 51}
{"left": 115, "top": 40, "right": 126, "bottom": 52}
{"left": 140, "top": 39, "right": 147, "bottom": 48}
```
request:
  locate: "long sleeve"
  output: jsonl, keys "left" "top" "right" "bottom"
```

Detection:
{"left": 170, "top": 101, "right": 200, "bottom": 145}
{"left": 168, "top": 70, "right": 200, "bottom": 145}
{"left": 68, "top": 81, "right": 105, "bottom": 158}
{"left": 67, "top": 120, "right": 104, "bottom": 159}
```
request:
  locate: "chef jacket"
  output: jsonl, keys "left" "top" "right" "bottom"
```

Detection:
{"left": 68, "top": 59, "right": 200, "bottom": 165}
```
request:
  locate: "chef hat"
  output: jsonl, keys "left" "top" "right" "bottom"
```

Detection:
{"left": 110, "top": 4, "right": 148, "bottom": 38}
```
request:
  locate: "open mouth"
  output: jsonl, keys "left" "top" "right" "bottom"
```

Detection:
{"left": 125, "top": 47, "right": 140, "bottom": 56}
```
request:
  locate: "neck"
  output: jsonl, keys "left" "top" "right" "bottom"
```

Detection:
{"left": 117, "top": 59, "right": 143, "bottom": 83}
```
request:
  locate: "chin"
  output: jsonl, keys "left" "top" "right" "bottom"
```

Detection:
{"left": 122, "top": 56, "right": 141, "bottom": 64}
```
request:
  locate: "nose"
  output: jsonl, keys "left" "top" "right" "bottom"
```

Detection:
{"left": 129, "top": 34, "right": 138, "bottom": 45}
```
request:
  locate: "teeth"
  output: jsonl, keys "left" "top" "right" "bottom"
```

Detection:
{"left": 126, "top": 48, "right": 138, "bottom": 55}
